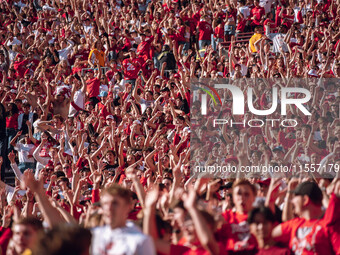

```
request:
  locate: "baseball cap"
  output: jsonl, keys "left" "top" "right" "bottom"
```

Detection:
{"left": 290, "top": 181, "right": 323, "bottom": 205}
{"left": 273, "top": 146, "right": 285, "bottom": 153}
{"left": 99, "top": 91, "right": 108, "bottom": 97}
{"left": 106, "top": 115, "right": 114, "bottom": 120}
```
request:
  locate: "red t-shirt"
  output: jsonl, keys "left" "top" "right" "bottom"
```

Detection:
{"left": 122, "top": 58, "right": 141, "bottom": 80}
{"left": 276, "top": 217, "right": 334, "bottom": 255}
{"left": 216, "top": 210, "right": 258, "bottom": 253}
{"left": 197, "top": 21, "right": 213, "bottom": 41}
{"left": 137, "top": 36, "right": 153, "bottom": 59}
{"left": 6, "top": 113, "right": 18, "bottom": 129}
{"left": 214, "top": 26, "right": 224, "bottom": 39}
{"left": 13, "top": 59, "right": 28, "bottom": 78}
{"left": 86, "top": 77, "right": 100, "bottom": 98}
{"left": 251, "top": 6, "right": 265, "bottom": 25}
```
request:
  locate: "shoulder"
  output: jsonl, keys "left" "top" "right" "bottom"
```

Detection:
{"left": 91, "top": 225, "right": 110, "bottom": 235}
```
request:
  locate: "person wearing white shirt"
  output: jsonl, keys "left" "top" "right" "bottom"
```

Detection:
{"left": 58, "top": 39, "right": 75, "bottom": 62}
{"left": 265, "top": 24, "right": 289, "bottom": 53}
{"left": 91, "top": 185, "right": 156, "bottom": 255}
{"left": 237, "top": 0, "right": 251, "bottom": 19}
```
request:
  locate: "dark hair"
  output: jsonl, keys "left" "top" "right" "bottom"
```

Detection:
{"left": 32, "top": 225, "right": 92, "bottom": 255}
{"left": 247, "top": 206, "right": 276, "bottom": 224}
{"left": 6, "top": 103, "right": 18, "bottom": 117}
{"left": 0, "top": 102, "right": 5, "bottom": 118}
{"left": 13, "top": 217, "right": 43, "bottom": 232}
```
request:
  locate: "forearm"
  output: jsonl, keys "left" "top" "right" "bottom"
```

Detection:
{"left": 10, "top": 163, "right": 24, "bottom": 182}
{"left": 34, "top": 188, "right": 65, "bottom": 228}
{"left": 282, "top": 193, "right": 294, "bottom": 222}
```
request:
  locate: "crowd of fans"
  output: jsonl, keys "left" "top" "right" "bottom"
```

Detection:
{"left": 0, "top": 0, "right": 340, "bottom": 254}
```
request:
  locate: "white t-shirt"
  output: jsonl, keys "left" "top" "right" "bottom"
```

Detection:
{"left": 69, "top": 90, "right": 85, "bottom": 117}
{"left": 259, "top": 0, "right": 272, "bottom": 13}
{"left": 14, "top": 143, "right": 36, "bottom": 163}
{"left": 238, "top": 6, "right": 250, "bottom": 19}
{"left": 91, "top": 223, "right": 156, "bottom": 255}
{"left": 140, "top": 98, "right": 154, "bottom": 113}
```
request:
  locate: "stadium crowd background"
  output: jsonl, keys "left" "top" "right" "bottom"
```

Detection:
{"left": 0, "top": 0, "right": 340, "bottom": 254}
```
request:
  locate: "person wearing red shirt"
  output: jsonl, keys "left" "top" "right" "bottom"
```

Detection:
{"left": 144, "top": 187, "right": 225, "bottom": 255}
{"left": 197, "top": 15, "right": 213, "bottom": 50}
{"left": 13, "top": 54, "right": 28, "bottom": 78}
{"left": 122, "top": 48, "right": 141, "bottom": 89}
{"left": 212, "top": 17, "right": 224, "bottom": 51}
{"left": 6, "top": 102, "right": 19, "bottom": 152}
{"left": 85, "top": 63, "right": 101, "bottom": 105}
{"left": 248, "top": 206, "right": 292, "bottom": 255}
{"left": 137, "top": 33, "right": 153, "bottom": 62}
{"left": 272, "top": 181, "right": 335, "bottom": 255}
{"left": 250, "top": 0, "right": 265, "bottom": 29}
{"left": 216, "top": 179, "right": 258, "bottom": 254}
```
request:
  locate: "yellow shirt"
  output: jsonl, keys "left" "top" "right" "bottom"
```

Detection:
{"left": 22, "top": 249, "right": 32, "bottom": 255}
{"left": 249, "top": 33, "right": 262, "bottom": 53}
{"left": 89, "top": 49, "right": 106, "bottom": 67}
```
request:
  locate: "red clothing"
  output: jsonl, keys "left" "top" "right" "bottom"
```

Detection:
{"left": 281, "top": 13, "right": 295, "bottom": 29}
{"left": 137, "top": 36, "right": 153, "bottom": 60}
{"left": 322, "top": 193, "right": 340, "bottom": 254}
{"left": 86, "top": 77, "right": 100, "bottom": 98}
{"left": 97, "top": 101, "right": 110, "bottom": 118}
{"left": 6, "top": 113, "right": 18, "bottom": 129}
{"left": 275, "top": 217, "right": 334, "bottom": 255}
{"left": 256, "top": 246, "right": 292, "bottom": 255}
{"left": 0, "top": 227, "right": 12, "bottom": 255}
{"left": 122, "top": 58, "right": 141, "bottom": 80}
{"left": 170, "top": 243, "right": 226, "bottom": 255}
{"left": 216, "top": 210, "right": 258, "bottom": 253}
{"left": 214, "top": 25, "right": 224, "bottom": 39}
{"left": 278, "top": 131, "right": 296, "bottom": 151}
{"left": 251, "top": 6, "right": 265, "bottom": 25}
{"left": 236, "top": 18, "right": 247, "bottom": 31}
{"left": 13, "top": 59, "right": 28, "bottom": 78}
{"left": 197, "top": 21, "right": 213, "bottom": 41}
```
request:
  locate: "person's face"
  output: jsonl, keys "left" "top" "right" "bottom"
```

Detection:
{"left": 136, "top": 136, "right": 145, "bottom": 146}
{"left": 310, "top": 153, "right": 319, "bottom": 163}
{"left": 172, "top": 207, "right": 186, "bottom": 229}
{"left": 232, "top": 185, "right": 255, "bottom": 213}
{"left": 87, "top": 72, "right": 94, "bottom": 79}
{"left": 292, "top": 195, "right": 304, "bottom": 216}
{"left": 57, "top": 180, "right": 68, "bottom": 191}
{"left": 212, "top": 147, "right": 219, "bottom": 157}
{"left": 249, "top": 213, "right": 274, "bottom": 242}
{"left": 46, "top": 57, "right": 52, "bottom": 65}
{"left": 162, "top": 155, "right": 170, "bottom": 165}
{"left": 182, "top": 219, "right": 198, "bottom": 243}
{"left": 162, "top": 179, "right": 172, "bottom": 191}
{"left": 56, "top": 94, "right": 65, "bottom": 103}
{"left": 101, "top": 194, "right": 131, "bottom": 228}
{"left": 127, "top": 154, "right": 135, "bottom": 164}
{"left": 273, "top": 150, "right": 284, "bottom": 160}
{"left": 129, "top": 51, "right": 136, "bottom": 58}
{"left": 106, "top": 152, "right": 115, "bottom": 162}
{"left": 12, "top": 224, "right": 39, "bottom": 254}
{"left": 63, "top": 164, "right": 71, "bottom": 172}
